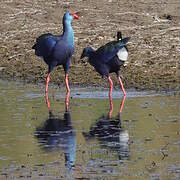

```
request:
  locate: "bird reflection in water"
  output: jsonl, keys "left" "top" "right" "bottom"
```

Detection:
{"left": 45, "top": 90, "right": 70, "bottom": 112}
{"left": 35, "top": 92, "right": 76, "bottom": 169}
{"left": 108, "top": 90, "right": 126, "bottom": 118}
{"left": 83, "top": 96, "right": 129, "bottom": 160}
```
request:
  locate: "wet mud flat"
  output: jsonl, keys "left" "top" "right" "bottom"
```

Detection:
{"left": 0, "top": 80, "right": 179, "bottom": 179}
{"left": 0, "top": 0, "right": 180, "bottom": 90}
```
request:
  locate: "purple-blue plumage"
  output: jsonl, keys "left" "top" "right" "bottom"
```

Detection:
{"left": 32, "top": 33, "right": 58, "bottom": 58}
{"left": 32, "top": 11, "right": 79, "bottom": 93}
{"left": 81, "top": 32, "right": 130, "bottom": 97}
{"left": 81, "top": 33, "right": 130, "bottom": 77}
{"left": 32, "top": 11, "right": 76, "bottom": 73}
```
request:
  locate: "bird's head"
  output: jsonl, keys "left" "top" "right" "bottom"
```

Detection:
{"left": 80, "top": 47, "right": 95, "bottom": 59}
{"left": 63, "top": 11, "right": 79, "bottom": 23}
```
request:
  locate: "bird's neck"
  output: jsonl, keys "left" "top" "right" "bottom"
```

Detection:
{"left": 63, "top": 21, "right": 74, "bottom": 44}
{"left": 88, "top": 51, "right": 96, "bottom": 65}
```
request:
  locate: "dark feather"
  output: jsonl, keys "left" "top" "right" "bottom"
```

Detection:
{"left": 117, "top": 31, "right": 122, "bottom": 41}
{"left": 32, "top": 10, "right": 79, "bottom": 78}
{"left": 95, "top": 37, "right": 130, "bottom": 63}
{"left": 32, "top": 33, "right": 58, "bottom": 58}
{"left": 81, "top": 32, "right": 130, "bottom": 77}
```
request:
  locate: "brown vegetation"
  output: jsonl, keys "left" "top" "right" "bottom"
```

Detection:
{"left": 0, "top": 0, "right": 180, "bottom": 90}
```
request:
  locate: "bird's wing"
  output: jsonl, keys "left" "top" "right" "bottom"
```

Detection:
{"left": 32, "top": 33, "right": 59, "bottom": 58}
{"left": 95, "top": 37, "right": 130, "bottom": 63}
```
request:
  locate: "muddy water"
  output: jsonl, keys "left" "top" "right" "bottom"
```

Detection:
{"left": 0, "top": 80, "right": 179, "bottom": 179}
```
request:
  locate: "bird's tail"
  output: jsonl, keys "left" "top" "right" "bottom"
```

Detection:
{"left": 32, "top": 43, "right": 36, "bottom": 49}
{"left": 117, "top": 31, "right": 131, "bottom": 45}
{"left": 117, "top": 31, "right": 122, "bottom": 41}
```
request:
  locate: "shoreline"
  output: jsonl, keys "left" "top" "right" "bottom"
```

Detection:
{"left": 0, "top": 79, "right": 179, "bottom": 99}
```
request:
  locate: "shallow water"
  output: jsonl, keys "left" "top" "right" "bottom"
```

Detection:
{"left": 0, "top": 80, "right": 179, "bottom": 179}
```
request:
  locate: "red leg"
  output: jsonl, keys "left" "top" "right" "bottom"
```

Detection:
{"left": 119, "top": 95, "right": 126, "bottom": 113}
{"left": 108, "top": 76, "right": 113, "bottom": 99}
{"left": 45, "top": 73, "right": 50, "bottom": 93}
{"left": 108, "top": 94, "right": 113, "bottom": 118}
{"left": 65, "top": 73, "right": 70, "bottom": 111}
{"left": 65, "top": 73, "right": 70, "bottom": 93}
{"left": 65, "top": 91, "right": 70, "bottom": 111}
{"left": 118, "top": 76, "right": 126, "bottom": 96}
{"left": 45, "top": 91, "right": 50, "bottom": 111}
{"left": 108, "top": 76, "right": 113, "bottom": 118}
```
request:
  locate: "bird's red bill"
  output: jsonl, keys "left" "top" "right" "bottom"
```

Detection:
{"left": 71, "top": 12, "right": 80, "bottom": 20}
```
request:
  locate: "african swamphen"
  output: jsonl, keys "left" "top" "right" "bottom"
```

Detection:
{"left": 32, "top": 11, "right": 79, "bottom": 93}
{"left": 81, "top": 32, "right": 130, "bottom": 98}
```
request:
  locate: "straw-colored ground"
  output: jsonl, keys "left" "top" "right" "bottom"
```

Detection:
{"left": 0, "top": 0, "right": 180, "bottom": 90}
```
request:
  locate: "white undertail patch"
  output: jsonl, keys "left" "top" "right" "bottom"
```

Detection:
{"left": 117, "top": 47, "right": 128, "bottom": 61}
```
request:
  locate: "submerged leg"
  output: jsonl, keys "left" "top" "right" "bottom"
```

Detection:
{"left": 108, "top": 94, "right": 113, "bottom": 118}
{"left": 45, "top": 73, "right": 50, "bottom": 93}
{"left": 45, "top": 70, "right": 51, "bottom": 111}
{"left": 65, "top": 73, "right": 70, "bottom": 111}
{"left": 119, "top": 95, "right": 126, "bottom": 113}
{"left": 65, "top": 91, "right": 70, "bottom": 111}
{"left": 108, "top": 76, "right": 113, "bottom": 118}
{"left": 45, "top": 91, "right": 50, "bottom": 111}
{"left": 118, "top": 76, "right": 126, "bottom": 96}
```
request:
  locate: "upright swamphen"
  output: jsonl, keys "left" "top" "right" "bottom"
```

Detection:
{"left": 81, "top": 32, "right": 130, "bottom": 98}
{"left": 32, "top": 11, "right": 79, "bottom": 93}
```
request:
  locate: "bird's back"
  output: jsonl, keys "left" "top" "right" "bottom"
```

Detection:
{"left": 95, "top": 37, "right": 130, "bottom": 63}
{"left": 33, "top": 33, "right": 75, "bottom": 66}
{"left": 32, "top": 33, "right": 61, "bottom": 59}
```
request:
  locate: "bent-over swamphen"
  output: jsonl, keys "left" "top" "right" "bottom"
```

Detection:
{"left": 81, "top": 31, "right": 130, "bottom": 98}
{"left": 32, "top": 11, "right": 79, "bottom": 93}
